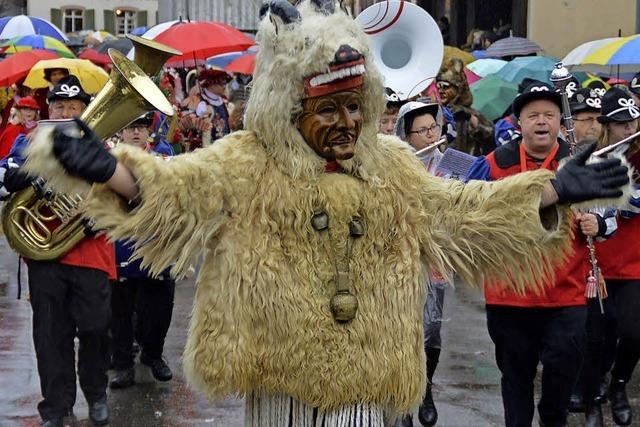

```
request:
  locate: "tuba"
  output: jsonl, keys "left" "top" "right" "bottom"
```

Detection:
{"left": 355, "top": 0, "right": 444, "bottom": 101}
{"left": 1, "top": 47, "right": 176, "bottom": 260}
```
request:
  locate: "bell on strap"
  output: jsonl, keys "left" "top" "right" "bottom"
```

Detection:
{"left": 330, "top": 269, "right": 358, "bottom": 323}
{"left": 311, "top": 211, "right": 329, "bottom": 231}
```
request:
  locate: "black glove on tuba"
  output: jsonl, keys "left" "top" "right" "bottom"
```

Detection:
{"left": 53, "top": 118, "right": 117, "bottom": 183}
{"left": 551, "top": 142, "right": 629, "bottom": 204}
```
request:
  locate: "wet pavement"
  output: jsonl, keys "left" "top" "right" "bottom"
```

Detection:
{"left": 0, "top": 235, "right": 638, "bottom": 426}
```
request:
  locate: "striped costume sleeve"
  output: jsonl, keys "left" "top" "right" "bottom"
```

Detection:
{"left": 620, "top": 185, "right": 640, "bottom": 218}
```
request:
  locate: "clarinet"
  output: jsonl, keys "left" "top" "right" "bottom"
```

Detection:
{"left": 550, "top": 63, "right": 607, "bottom": 313}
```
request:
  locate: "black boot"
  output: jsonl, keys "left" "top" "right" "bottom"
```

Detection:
{"left": 585, "top": 401, "right": 604, "bottom": 427}
{"left": 109, "top": 367, "right": 135, "bottom": 389}
{"left": 141, "top": 354, "right": 173, "bottom": 382}
{"left": 418, "top": 347, "right": 440, "bottom": 426}
{"left": 568, "top": 392, "right": 585, "bottom": 413}
{"left": 88, "top": 396, "right": 110, "bottom": 426}
{"left": 609, "top": 379, "right": 632, "bottom": 426}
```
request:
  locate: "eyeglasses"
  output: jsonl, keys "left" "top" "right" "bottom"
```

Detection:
{"left": 572, "top": 117, "right": 599, "bottom": 125}
{"left": 408, "top": 124, "right": 441, "bottom": 136}
{"left": 436, "top": 81, "right": 452, "bottom": 89}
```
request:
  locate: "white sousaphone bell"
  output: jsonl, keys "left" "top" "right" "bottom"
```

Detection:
{"left": 356, "top": 0, "right": 444, "bottom": 101}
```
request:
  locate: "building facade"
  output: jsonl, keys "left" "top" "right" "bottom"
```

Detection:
{"left": 27, "top": 0, "right": 158, "bottom": 35}
{"left": 157, "top": 0, "right": 260, "bottom": 32}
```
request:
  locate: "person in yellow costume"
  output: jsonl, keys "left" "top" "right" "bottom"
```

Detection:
{"left": 23, "top": 1, "right": 629, "bottom": 425}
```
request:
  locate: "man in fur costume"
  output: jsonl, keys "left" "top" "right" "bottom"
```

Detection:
{"left": 436, "top": 58, "right": 495, "bottom": 156}
{"left": 23, "top": 1, "right": 628, "bottom": 426}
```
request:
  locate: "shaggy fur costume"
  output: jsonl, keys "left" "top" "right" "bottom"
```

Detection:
{"left": 23, "top": 0, "right": 574, "bottom": 419}
{"left": 437, "top": 58, "right": 495, "bottom": 155}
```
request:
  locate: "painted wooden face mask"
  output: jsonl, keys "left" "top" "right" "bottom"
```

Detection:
{"left": 297, "top": 45, "right": 366, "bottom": 161}
{"left": 298, "top": 88, "right": 364, "bottom": 161}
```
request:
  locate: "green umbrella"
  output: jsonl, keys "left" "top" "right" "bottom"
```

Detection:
{"left": 471, "top": 74, "right": 518, "bottom": 121}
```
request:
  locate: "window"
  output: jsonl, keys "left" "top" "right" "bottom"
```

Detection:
{"left": 115, "top": 8, "right": 137, "bottom": 35}
{"left": 62, "top": 8, "right": 83, "bottom": 33}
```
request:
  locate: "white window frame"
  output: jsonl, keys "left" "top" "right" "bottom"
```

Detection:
{"left": 62, "top": 7, "right": 84, "bottom": 33}
{"left": 114, "top": 8, "right": 138, "bottom": 36}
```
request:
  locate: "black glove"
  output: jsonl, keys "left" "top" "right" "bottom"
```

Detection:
{"left": 551, "top": 142, "right": 629, "bottom": 204}
{"left": 52, "top": 118, "right": 117, "bottom": 183}
{"left": 3, "top": 167, "right": 33, "bottom": 193}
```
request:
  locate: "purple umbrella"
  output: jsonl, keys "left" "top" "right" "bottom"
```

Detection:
{"left": 485, "top": 37, "right": 543, "bottom": 58}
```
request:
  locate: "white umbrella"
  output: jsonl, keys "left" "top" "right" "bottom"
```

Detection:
{"left": 126, "top": 20, "right": 183, "bottom": 60}
{"left": 0, "top": 15, "right": 68, "bottom": 42}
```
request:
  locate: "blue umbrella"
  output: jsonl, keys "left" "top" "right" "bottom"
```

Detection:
{"left": 495, "top": 56, "right": 588, "bottom": 86}
{"left": 0, "top": 15, "right": 68, "bottom": 42}
{"left": 131, "top": 26, "right": 147, "bottom": 36}
{"left": 206, "top": 51, "right": 246, "bottom": 69}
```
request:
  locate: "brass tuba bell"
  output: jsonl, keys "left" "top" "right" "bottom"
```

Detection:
{"left": 1, "top": 46, "right": 177, "bottom": 260}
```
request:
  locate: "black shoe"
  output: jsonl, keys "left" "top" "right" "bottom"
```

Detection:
{"left": 609, "top": 379, "right": 632, "bottom": 426}
{"left": 42, "top": 418, "right": 63, "bottom": 427}
{"left": 568, "top": 392, "right": 585, "bottom": 413}
{"left": 88, "top": 397, "right": 110, "bottom": 426}
{"left": 109, "top": 367, "right": 135, "bottom": 389}
{"left": 393, "top": 414, "right": 413, "bottom": 427}
{"left": 141, "top": 355, "right": 173, "bottom": 382}
{"left": 585, "top": 402, "right": 604, "bottom": 427}
{"left": 418, "top": 385, "right": 438, "bottom": 426}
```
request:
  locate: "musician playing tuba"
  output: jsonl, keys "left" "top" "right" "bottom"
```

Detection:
{"left": 0, "top": 76, "right": 115, "bottom": 427}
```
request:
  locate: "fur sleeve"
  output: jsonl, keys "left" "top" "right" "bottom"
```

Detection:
{"left": 422, "top": 169, "right": 573, "bottom": 294}
{"left": 82, "top": 134, "right": 262, "bottom": 278}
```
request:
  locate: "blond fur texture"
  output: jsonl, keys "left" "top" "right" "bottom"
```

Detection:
{"left": 76, "top": 131, "right": 571, "bottom": 413}
{"left": 19, "top": 0, "right": 573, "bottom": 415}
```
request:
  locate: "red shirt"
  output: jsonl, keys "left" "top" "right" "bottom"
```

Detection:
{"left": 482, "top": 139, "right": 588, "bottom": 307}
{"left": 0, "top": 123, "right": 24, "bottom": 159}
{"left": 595, "top": 150, "right": 640, "bottom": 280}
{"left": 59, "top": 235, "right": 116, "bottom": 279}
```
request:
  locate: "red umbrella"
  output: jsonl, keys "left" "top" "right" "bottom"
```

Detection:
{"left": 152, "top": 21, "right": 255, "bottom": 65}
{"left": 0, "top": 49, "right": 59, "bottom": 86}
{"left": 78, "top": 48, "right": 111, "bottom": 66}
{"left": 225, "top": 52, "right": 256, "bottom": 75}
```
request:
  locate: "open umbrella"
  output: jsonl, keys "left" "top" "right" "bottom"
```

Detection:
{"left": 94, "top": 38, "right": 133, "bottom": 55}
{"left": 0, "top": 15, "right": 68, "bottom": 42}
{"left": 467, "top": 58, "right": 507, "bottom": 77}
{"left": 485, "top": 36, "right": 543, "bottom": 58}
{"left": 151, "top": 21, "right": 255, "bottom": 66}
{"left": 494, "top": 56, "right": 559, "bottom": 85}
{"left": 443, "top": 45, "right": 475, "bottom": 65}
{"left": 225, "top": 52, "right": 256, "bottom": 75}
{"left": 470, "top": 74, "right": 518, "bottom": 121}
{"left": 131, "top": 26, "right": 147, "bottom": 36}
{"left": 24, "top": 58, "right": 109, "bottom": 94}
{"left": 78, "top": 48, "right": 112, "bottom": 67}
{"left": 0, "top": 49, "right": 60, "bottom": 87}
{"left": 574, "top": 34, "right": 640, "bottom": 77}
{"left": 0, "top": 35, "right": 75, "bottom": 58}
{"left": 207, "top": 51, "right": 247, "bottom": 69}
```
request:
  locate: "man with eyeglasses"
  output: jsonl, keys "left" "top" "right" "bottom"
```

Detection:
{"left": 466, "top": 82, "right": 609, "bottom": 427}
{"left": 569, "top": 88, "right": 603, "bottom": 145}
{"left": 109, "top": 112, "right": 175, "bottom": 390}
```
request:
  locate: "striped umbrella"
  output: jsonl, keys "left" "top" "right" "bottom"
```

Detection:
{"left": 485, "top": 37, "right": 543, "bottom": 58}
{"left": 0, "top": 15, "right": 68, "bottom": 42}
{"left": 0, "top": 35, "right": 75, "bottom": 58}
{"left": 576, "top": 34, "right": 640, "bottom": 76}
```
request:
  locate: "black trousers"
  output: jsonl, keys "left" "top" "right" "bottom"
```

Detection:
{"left": 486, "top": 305, "right": 587, "bottom": 427}
{"left": 110, "top": 277, "right": 175, "bottom": 369}
{"left": 609, "top": 279, "right": 640, "bottom": 383}
{"left": 28, "top": 261, "right": 111, "bottom": 421}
